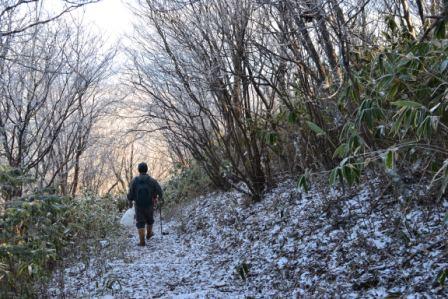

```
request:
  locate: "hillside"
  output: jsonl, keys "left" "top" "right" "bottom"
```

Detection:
{"left": 49, "top": 181, "right": 447, "bottom": 298}
{"left": 2, "top": 1, "right": 448, "bottom": 298}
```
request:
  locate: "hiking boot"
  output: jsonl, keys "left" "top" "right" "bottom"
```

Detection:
{"left": 138, "top": 228, "right": 145, "bottom": 246}
{"left": 146, "top": 225, "right": 154, "bottom": 240}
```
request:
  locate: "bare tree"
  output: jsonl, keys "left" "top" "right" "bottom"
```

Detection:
{"left": 0, "top": 0, "right": 100, "bottom": 37}
{"left": 125, "top": 0, "right": 447, "bottom": 201}
{"left": 0, "top": 5, "right": 115, "bottom": 199}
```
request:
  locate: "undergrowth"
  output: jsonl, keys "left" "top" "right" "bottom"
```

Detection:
{"left": 0, "top": 192, "right": 121, "bottom": 297}
{"left": 300, "top": 29, "right": 448, "bottom": 199}
{"left": 162, "top": 162, "right": 214, "bottom": 218}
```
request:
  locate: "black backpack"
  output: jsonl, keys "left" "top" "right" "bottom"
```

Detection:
{"left": 135, "top": 177, "right": 152, "bottom": 207}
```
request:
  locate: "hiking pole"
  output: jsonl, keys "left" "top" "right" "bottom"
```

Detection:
{"left": 159, "top": 203, "right": 163, "bottom": 239}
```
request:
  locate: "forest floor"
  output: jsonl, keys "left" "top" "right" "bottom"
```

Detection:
{"left": 48, "top": 180, "right": 447, "bottom": 298}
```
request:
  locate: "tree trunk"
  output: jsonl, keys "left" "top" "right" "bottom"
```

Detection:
{"left": 400, "top": 0, "right": 416, "bottom": 38}
{"left": 314, "top": 3, "right": 342, "bottom": 84}
{"left": 71, "top": 144, "right": 82, "bottom": 197}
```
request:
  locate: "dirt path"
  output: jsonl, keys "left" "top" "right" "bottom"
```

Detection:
{"left": 49, "top": 184, "right": 448, "bottom": 298}
{"left": 102, "top": 223, "right": 236, "bottom": 298}
{"left": 49, "top": 217, "right": 243, "bottom": 298}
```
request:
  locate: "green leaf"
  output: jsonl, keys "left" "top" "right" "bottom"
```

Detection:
{"left": 343, "top": 165, "right": 354, "bottom": 185}
{"left": 298, "top": 175, "right": 309, "bottom": 192}
{"left": 431, "top": 159, "right": 448, "bottom": 200}
{"left": 441, "top": 60, "right": 448, "bottom": 73}
{"left": 434, "top": 20, "right": 446, "bottom": 39}
{"left": 288, "top": 111, "right": 299, "bottom": 124}
{"left": 416, "top": 116, "right": 429, "bottom": 138}
{"left": 267, "top": 132, "right": 278, "bottom": 145}
{"left": 337, "top": 168, "right": 344, "bottom": 185}
{"left": 391, "top": 100, "right": 423, "bottom": 109}
{"left": 438, "top": 269, "right": 448, "bottom": 285}
{"left": 352, "top": 164, "right": 361, "bottom": 183}
{"left": 333, "top": 143, "right": 348, "bottom": 158}
{"left": 385, "top": 149, "right": 395, "bottom": 169}
{"left": 306, "top": 121, "right": 326, "bottom": 136}
{"left": 329, "top": 168, "right": 339, "bottom": 186}
{"left": 388, "top": 80, "right": 400, "bottom": 99}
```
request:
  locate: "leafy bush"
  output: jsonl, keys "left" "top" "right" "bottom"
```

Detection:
{"left": 0, "top": 193, "right": 119, "bottom": 297}
{"left": 162, "top": 162, "right": 214, "bottom": 211}
{"left": 0, "top": 165, "right": 33, "bottom": 202}
{"left": 300, "top": 28, "right": 448, "bottom": 198}
{"left": 114, "top": 195, "right": 130, "bottom": 212}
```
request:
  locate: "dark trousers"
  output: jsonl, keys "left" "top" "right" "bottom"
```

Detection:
{"left": 135, "top": 205, "right": 154, "bottom": 229}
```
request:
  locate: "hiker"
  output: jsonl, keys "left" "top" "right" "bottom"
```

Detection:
{"left": 127, "top": 162, "right": 163, "bottom": 246}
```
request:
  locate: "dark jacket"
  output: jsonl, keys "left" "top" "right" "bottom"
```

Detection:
{"left": 127, "top": 174, "right": 163, "bottom": 208}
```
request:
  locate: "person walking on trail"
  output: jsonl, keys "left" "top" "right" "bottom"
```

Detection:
{"left": 127, "top": 162, "right": 163, "bottom": 246}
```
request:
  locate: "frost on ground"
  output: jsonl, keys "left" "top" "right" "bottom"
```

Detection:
{"left": 49, "top": 181, "right": 447, "bottom": 298}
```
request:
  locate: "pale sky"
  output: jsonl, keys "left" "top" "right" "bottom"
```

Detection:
{"left": 78, "top": 0, "right": 134, "bottom": 43}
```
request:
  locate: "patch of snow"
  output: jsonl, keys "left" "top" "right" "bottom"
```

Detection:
{"left": 99, "top": 240, "right": 110, "bottom": 248}
{"left": 277, "top": 257, "right": 288, "bottom": 269}
{"left": 48, "top": 181, "right": 448, "bottom": 298}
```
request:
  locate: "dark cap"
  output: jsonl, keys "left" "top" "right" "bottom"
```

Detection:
{"left": 138, "top": 162, "right": 148, "bottom": 173}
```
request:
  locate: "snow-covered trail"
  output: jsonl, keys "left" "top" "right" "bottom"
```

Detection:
{"left": 50, "top": 181, "right": 447, "bottom": 298}
{"left": 50, "top": 217, "right": 245, "bottom": 298}
{"left": 96, "top": 222, "right": 241, "bottom": 298}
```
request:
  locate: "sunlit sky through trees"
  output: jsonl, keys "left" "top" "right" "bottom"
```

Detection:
{"left": 76, "top": 0, "right": 133, "bottom": 43}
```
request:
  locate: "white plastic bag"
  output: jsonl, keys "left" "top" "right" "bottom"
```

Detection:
{"left": 120, "top": 208, "right": 135, "bottom": 227}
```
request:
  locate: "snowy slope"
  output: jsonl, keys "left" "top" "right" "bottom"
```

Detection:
{"left": 49, "top": 181, "right": 447, "bottom": 298}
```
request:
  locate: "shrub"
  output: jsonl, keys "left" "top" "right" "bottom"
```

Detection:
{"left": 300, "top": 31, "right": 448, "bottom": 198}
{"left": 162, "top": 162, "right": 214, "bottom": 211}
{"left": 0, "top": 193, "right": 120, "bottom": 297}
{"left": 0, "top": 165, "right": 33, "bottom": 202}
